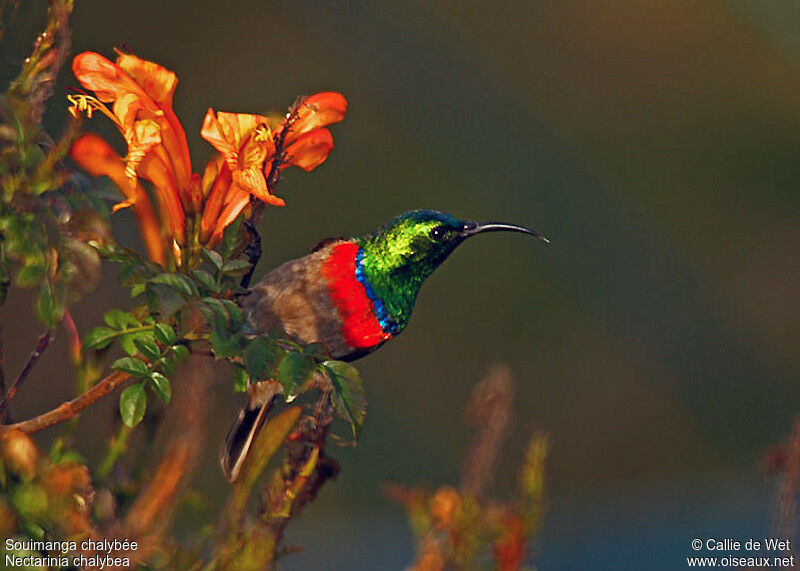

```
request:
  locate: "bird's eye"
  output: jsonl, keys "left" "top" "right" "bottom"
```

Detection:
{"left": 429, "top": 226, "right": 448, "bottom": 241}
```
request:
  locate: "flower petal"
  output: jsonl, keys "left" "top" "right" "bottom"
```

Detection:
{"left": 201, "top": 109, "right": 274, "bottom": 166}
{"left": 70, "top": 134, "right": 165, "bottom": 264}
{"left": 116, "top": 51, "right": 178, "bottom": 107}
{"left": 208, "top": 185, "right": 251, "bottom": 247}
{"left": 200, "top": 162, "right": 232, "bottom": 243}
{"left": 125, "top": 119, "right": 162, "bottom": 179}
{"left": 283, "top": 92, "right": 347, "bottom": 142}
{"left": 200, "top": 108, "right": 239, "bottom": 162}
{"left": 74, "top": 52, "right": 193, "bottom": 203}
{"left": 73, "top": 52, "right": 157, "bottom": 111}
{"left": 232, "top": 166, "right": 270, "bottom": 201}
{"left": 139, "top": 149, "right": 186, "bottom": 243}
{"left": 283, "top": 127, "right": 334, "bottom": 171}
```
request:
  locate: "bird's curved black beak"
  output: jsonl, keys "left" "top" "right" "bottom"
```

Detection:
{"left": 461, "top": 221, "right": 550, "bottom": 243}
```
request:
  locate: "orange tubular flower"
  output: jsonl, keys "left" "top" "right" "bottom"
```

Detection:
{"left": 263, "top": 92, "right": 347, "bottom": 177}
{"left": 70, "top": 49, "right": 348, "bottom": 260}
{"left": 71, "top": 51, "right": 189, "bottom": 243}
{"left": 69, "top": 134, "right": 165, "bottom": 264}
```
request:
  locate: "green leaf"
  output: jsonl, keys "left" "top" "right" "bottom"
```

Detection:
{"left": 192, "top": 269, "right": 218, "bottom": 293}
{"left": 149, "top": 273, "right": 200, "bottom": 297}
{"left": 15, "top": 256, "right": 46, "bottom": 287}
{"left": 36, "top": 282, "right": 63, "bottom": 328}
{"left": 134, "top": 338, "right": 162, "bottom": 361}
{"left": 112, "top": 356, "right": 150, "bottom": 378}
{"left": 202, "top": 248, "right": 224, "bottom": 270}
{"left": 210, "top": 329, "right": 244, "bottom": 359}
{"left": 119, "top": 329, "right": 156, "bottom": 357}
{"left": 201, "top": 297, "right": 231, "bottom": 328}
{"left": 303, "top": 342, "right": 328, "bottom": 358}
{"left": 119, "top": 382, "right": 147, "bottom": 427}
{"left": 83, "top": 326, "right": 118, "bottom": 350}
{"left": 219, "top": 299, "right": 244, "bottom": 327}
{"left": 149, "top": 283, "right": 186, "bottom": 318}
{"left": 154, "top": 323, "right": 177, "bottom": 345}
{"left": 278, "top": 351, "right": 316, "bottom": 397}
{"left": 149, "top": 372, "right": 171, "bottom": 404}
{"left": 221, "top": 213, "right": 244, "bottom": 259}
{"left": 130, "top": 282, "right": 146, "bottom": 298}
{"left": 11, "top": 484, "right": 48, "bottom": 516}
{"left": 243, "top": 337, "right": 285, "bottom": 380}
{"left": 221, "top": 259, "right": 251, "bottom": 274}
{"left": 324, "top": 360, "right": 367, "bottom": 439}
{"left": 233, "top": 366, "right": 249, "bottom": 393}
{"left": 171, "top": 344, "right": 189, "bottom": 363}
{"left": 157, "top": 357, "right": 176, "bottom": 377}
{"left": 103, "top": 309, "right": 139, "bottom": 330}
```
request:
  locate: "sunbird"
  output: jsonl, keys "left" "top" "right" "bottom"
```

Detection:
{"left": 221, "top": 209, "right": 548, "bottom": 481}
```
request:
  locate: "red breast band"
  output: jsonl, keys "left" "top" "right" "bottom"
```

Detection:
{"left": 321, "top": 242, "right": 392, "bottom": 349}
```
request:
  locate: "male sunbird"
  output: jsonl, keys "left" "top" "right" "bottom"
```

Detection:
{"left": 221, "top": 209, "right": 548, "bottom": 481}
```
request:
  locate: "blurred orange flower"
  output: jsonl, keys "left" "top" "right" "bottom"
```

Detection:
{"left": 69, "top": 50, "right": 347, "bottom": 262}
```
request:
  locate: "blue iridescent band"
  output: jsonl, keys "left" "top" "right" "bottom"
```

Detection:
{"left": 355, "top": 248, "right": 399, "bottom": 335}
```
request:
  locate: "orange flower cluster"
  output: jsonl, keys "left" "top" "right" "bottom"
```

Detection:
{"left": 68, "top": 51, "right": 347, "bottom": 265}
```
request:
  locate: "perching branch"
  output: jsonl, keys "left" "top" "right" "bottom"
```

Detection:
{"left": 0, "top": 329, "right": 54, "bottom": 418}
{"left": 3, "top": 369, "right": 130, "bottom": 434}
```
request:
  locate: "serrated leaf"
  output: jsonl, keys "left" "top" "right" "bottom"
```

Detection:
{"left": 149, "top": 372, "right": 171, "bottom": 404}
{"left": 324, "top": 360, "right": 367, "bottom": 439}
{"left": 119, "top": 382, "right": 147, "bottom": 427}
{"left": 233, "top": 366, "right": 249, "bottom": 393}
{"left": 134, "top": 338, "right": 162, "bottom": 361}
{"left": 83, "top": 326, "right": 118, "bottom": 350}
{"left": 278, "top": 351, "right": 315, "bottom": 397}
{"left": 219, "top": 299, "right": 244, "bottom": 328}
{"left": 149, "top": 273, "right": 199, "bottom": 297}
{"left": 103, "top": 309, "right": 139, "bottom": 330}
{"left": 192, "top": 269, "right": 218, "bottom": 293}
{"left": 201, "top": 297, "right": 231, "bottom": 328}
{"left": 171, "top": 344, "right": 189, "bottom": 363}
{"left": 112, "top": 356, "right": 150, "bottom": 378}
{"left": 154, "top": 323, "right": 177, "bottom": 345}
{"left": 243, "top": 337, "right": 285, "bottom": 380}
{"left": 202, "top": 248, "right": 224, "bottom": 270}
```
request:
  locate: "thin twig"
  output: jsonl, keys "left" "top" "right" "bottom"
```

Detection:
{"left": 0, "top": 330, "right": 54, "bottom": 419}
{"left": 3, "top": 370, "right": 130, "bottom": 434}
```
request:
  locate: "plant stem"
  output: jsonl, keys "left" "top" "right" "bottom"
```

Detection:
{"left": 0, "top": 329, "right": 54, "bottom": 419}
{"left": 2, "top": 370, "right": 130, "bottom": 434}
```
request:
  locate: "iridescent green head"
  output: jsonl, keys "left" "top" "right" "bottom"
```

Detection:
{"left": 356, "top": 210, "right": 547, "bottom": 332}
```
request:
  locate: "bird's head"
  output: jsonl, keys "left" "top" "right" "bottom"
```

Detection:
{"left": 356, "top": 210, "right": 547, "bottom": 326}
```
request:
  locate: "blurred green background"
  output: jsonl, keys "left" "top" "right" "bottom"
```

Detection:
{"left": 4, "top": 1, "right": 800, "bottom": 568}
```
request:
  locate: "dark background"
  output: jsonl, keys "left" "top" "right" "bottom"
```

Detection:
{"left": 4, "top": 1, "right": 800, "bottom": 568}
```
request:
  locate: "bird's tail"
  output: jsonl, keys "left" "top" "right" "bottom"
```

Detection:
{"left": 219, "top": 381, "right": 281, "bottom": 483}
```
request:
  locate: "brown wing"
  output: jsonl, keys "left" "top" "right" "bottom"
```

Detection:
{"left": 240, "top": 240, "right": 354, "bottom": 359}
